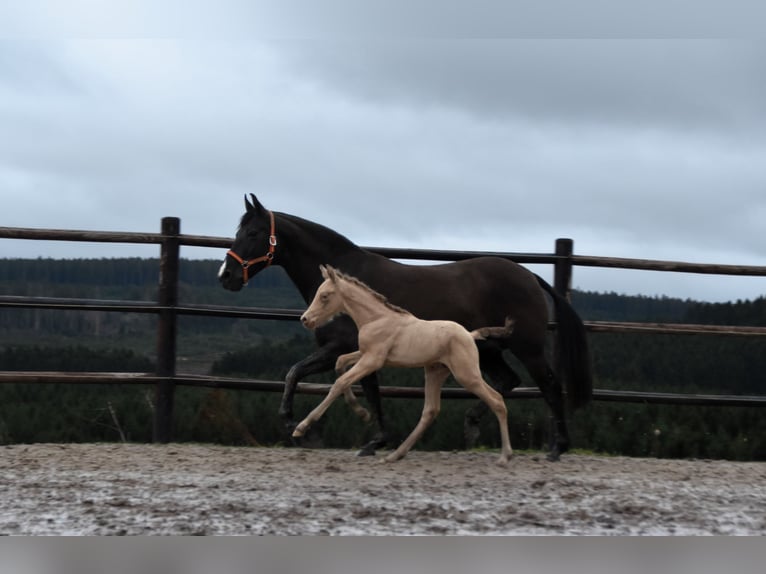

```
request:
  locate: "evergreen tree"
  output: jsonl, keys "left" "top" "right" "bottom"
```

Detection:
{"left": 1, "top": 257, "right": 765, "bottom": 459}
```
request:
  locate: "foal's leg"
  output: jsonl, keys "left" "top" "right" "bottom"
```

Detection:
{"left": 342, "top": 387, "right": 371, "bottom": 423}
{"left": 293, "top": 355, "right": 383, "bottom": 438}
{"left": 451, "top": 360, "right": 513, "bottom": 465}
{"left": 384, "top": 364, "right": 450, "bottom": 463}
{"left": 337, "top": 351, "right": 371, "bottom": 422}
{"left": 465, "top": 350, "right": 522, "bottom": 449}
{"left": 336, "top": 351, "right": 362, "bottom": 373}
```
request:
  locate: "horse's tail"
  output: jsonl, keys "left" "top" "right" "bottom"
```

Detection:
{"left": 471, "top": 316, "right": 515, "bottom": 341}
{"left": 535, "top": 276, "right": 593, "bottom": 409}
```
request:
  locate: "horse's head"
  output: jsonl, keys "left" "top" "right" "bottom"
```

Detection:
{"left": 301, "top": 265, "right": 343, "bottom": 330}
{"left": 219, "top": 194, "right": 277, "bottom": 291}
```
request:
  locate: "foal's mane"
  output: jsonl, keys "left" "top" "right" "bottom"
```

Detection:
{"left": 334, "top": 269, "right": 411, "bottom": 316}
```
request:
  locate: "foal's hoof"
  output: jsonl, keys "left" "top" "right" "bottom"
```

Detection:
{"left": 291, "top": 423, "right": 308, "bottom": 438}
{"left": 288, "top": 423, "right": 324, "bottom": 449}
{"left": 281, "top": 420, "right": 301, "bottom": 447}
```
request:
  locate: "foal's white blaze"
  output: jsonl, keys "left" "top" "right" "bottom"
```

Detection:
{"left": 217, "top": 259, "right": 227, "bottom": 279}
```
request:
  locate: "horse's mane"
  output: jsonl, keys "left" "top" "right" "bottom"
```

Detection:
{"left": 280, "top": 213, "right": 362, "bottom": 251}
{"left": 240, "top": 207, "right": 370, "bottom": 259}
{"left": 335, "top": 269, "right": 411, "bottom": 316}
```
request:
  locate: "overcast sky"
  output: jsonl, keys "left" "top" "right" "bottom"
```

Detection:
{"left": 1, "top": 3, "right": 765, "bottom": 302}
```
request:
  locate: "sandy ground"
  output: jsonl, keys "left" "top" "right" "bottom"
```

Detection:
{"left": 1, "top": 443, "right": 765, "bottom": 535}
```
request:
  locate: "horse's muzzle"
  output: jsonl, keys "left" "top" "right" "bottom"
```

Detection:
{"left": 219, "top": 274, "right": 244, "bottom": 292}
{"left": 218, "top": 263, "right": 245, "bottom": 292}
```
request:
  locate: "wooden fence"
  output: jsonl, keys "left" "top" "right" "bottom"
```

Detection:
{"left": 2, "top": 218, "right": 766, "bottom": 443}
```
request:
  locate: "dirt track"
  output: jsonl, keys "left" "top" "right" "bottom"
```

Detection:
{"left": 1, "top": 443, "right": 765, "bottom": 535}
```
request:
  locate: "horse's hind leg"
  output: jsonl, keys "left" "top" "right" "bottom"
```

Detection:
{"left": 521, "top": 351, "right": 569, "bottom": 461}
{"left": 385, "top": 364, "right": 450, "bottom": 463}
{"left": 357, "top": 373, "right": 390, "bottom": 456}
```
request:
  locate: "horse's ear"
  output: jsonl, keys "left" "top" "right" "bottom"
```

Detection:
{"left": 244, "top": 194, "right": 266, "bottom": 214}
{"left": 320, "top": 265, "right": 329, "bottom": 279}
{"left": 325, "top": 265, "right": 339, "bottom": 283}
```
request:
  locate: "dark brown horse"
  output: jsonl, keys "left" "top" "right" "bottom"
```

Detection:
{"left": 219, "top": 195, "right": 592, "bottom": 460}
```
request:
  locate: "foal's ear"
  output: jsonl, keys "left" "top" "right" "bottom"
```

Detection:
{"left": 320, "top": 265, "right": 329, "bottom": 279}
{"left": 244, "top": 194, "right": 266, "bottom": 214}
{"left": 323, "top": 265, "right": 339, "bottom": 283}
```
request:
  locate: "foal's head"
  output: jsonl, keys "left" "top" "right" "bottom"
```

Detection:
{"left": 300, "top": 265, "right": 344, "bottom": 330}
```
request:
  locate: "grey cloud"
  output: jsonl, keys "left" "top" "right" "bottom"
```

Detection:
{"left": 278, "top": 40, "right": 766, "bottom": 133}
{"left": 1, "top": 35, "right": 764, "bottom": 302}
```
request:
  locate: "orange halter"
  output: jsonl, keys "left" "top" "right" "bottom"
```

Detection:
{"left": 226, "top": 210, "right": 277, "bottom": 285}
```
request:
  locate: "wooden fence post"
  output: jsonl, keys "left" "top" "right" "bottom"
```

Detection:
{"left": 153, "top": 217, "right": 180, "bottom": 443}
{"left": 550, "top": 238, "right": 574, "bottom": 449}
{"left": 554, "top": 238, "right": 574, "bottom": 300}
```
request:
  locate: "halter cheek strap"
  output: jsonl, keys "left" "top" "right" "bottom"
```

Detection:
{"left": 227, "top": 210, "right": 277, "bottom": 285}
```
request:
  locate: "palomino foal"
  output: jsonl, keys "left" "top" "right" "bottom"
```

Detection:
{"left": 295, "top": 265, "right": 515, "bottom": 465}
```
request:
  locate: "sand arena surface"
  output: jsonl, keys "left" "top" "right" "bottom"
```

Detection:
{"left": 1, "top": 443, "right": 765, "bottom": 535}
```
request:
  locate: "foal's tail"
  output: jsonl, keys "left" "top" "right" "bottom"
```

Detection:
{"left": 535, "top": 276, "right": 593, "bottom": 409}
{"left": 471, "top": 316, "right": 515, "bottom": 341}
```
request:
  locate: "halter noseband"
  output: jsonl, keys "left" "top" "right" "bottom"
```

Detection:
{"left": 227, "top": 210, "right": 277, "bottom": 285}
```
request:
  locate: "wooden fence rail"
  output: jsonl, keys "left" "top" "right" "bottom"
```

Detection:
{"left": 2, "top": 220, "right": 766, "bottom": 442}
{"left": 1, "top": 371, "right": 765, "bottom": 408}
{"left": 3, "top": 295, "right": 766, "bottom": 336}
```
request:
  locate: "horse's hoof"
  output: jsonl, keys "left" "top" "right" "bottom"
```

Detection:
{"left": 546, "top": 450, "right": 561, "bottom": 462}
{"left": 356, "top": 445, "right": 377, "bottom": 457}
{"left": 358, "top": 435, "right": 388, "bottom": 457}
{"left": 463, "top": 420, "right": 481, "bottom": 450}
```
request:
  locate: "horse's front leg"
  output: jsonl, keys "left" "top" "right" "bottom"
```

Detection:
{"left": 280, "top": 345, "right": 342, "bottom": 424}
{"left": 293, "top": 355, "right": 383, "bottom": 438}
